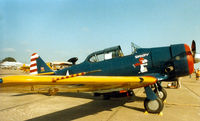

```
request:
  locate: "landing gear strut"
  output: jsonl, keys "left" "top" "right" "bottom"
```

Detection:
{"left": 153, "top": 82, "right": 167, "bottom": 101}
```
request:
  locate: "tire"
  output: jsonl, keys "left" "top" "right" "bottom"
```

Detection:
{"left": 154, "top": 88, "right": 167, "bottom": 101}
{"left": 144, "top": 98, "right": 164, "bottom": 113}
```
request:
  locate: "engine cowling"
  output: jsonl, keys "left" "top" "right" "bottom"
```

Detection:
{"left": 170, "top": 44, "right": 194, "bottom": 77}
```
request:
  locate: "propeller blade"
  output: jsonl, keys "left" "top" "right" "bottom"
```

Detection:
{"left": 191, "top": 40, "right": 196, "bottom": 56}
{"left": 191, "top": 40, "right": 200, "bottom": 63}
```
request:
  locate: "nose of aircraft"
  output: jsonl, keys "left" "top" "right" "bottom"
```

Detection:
{"left": 195, "top": 53, "right": 200, "bottom": 63}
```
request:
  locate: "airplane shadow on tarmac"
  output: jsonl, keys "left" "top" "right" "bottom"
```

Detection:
{"left": 26, "top": 92, "right": 145, "bottom": 121}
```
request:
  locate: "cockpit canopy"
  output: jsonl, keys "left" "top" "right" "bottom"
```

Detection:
{"left": 86, "top": 46, "right": 124, "bottom": 63}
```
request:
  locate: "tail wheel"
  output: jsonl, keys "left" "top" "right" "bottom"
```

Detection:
{"left": 154, "top": 88, "right": 167, "bottom": 101}
{"left": 144, "top": 98, "right": 164, "bottom": 113}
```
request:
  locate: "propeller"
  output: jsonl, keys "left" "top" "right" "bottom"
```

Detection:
{"left": 191, "top": 40, "right": 196, "bottom": 57}
{"left": 191, "top": 40, "right": 200, "bottom": 63}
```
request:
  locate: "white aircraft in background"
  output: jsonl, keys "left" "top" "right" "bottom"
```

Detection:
{"left": 0, "top": 61, "right": 23, "bottom": 69}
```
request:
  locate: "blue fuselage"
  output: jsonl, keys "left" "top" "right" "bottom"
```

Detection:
{"left": 55, "top": 44, "right": 193, "bottom": 81}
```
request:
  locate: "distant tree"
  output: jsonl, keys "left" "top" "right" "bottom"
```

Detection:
{"left": 2, "top": 57, "right": 16, "bottom": 62}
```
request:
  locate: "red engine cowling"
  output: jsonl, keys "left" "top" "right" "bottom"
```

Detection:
{"left": 170, "top": 44, "right": 194, "bottom": 77}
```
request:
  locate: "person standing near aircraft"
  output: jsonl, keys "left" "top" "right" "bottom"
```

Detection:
{"left": 196, "top": 68, "right": 200, "bottom": 80}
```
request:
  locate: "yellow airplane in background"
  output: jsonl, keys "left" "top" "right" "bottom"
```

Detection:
{"left": 20, "top": 64, "right": 30, "bottom": 73}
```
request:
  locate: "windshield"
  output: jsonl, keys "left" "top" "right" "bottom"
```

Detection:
{"left": 131, "top": 42, "right": 141, "bottom": 54}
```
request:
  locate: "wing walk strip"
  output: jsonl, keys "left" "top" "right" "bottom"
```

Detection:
{"left": 52, "top": 72, "right": 86, "bottom": 83}
{"left": 52, "top": 70, "right": 101, "bottom": 82}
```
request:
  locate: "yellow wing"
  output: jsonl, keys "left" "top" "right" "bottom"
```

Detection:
{"left": 0, "top": 73, "right": 157, "bottom": 93}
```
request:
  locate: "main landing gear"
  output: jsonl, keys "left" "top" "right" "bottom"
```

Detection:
{"left": 47, "top": 86, "right": 164, "bottom": 113}
{"left": 144, "top": 86, "right": 164, "bottom": 113}
{"left": 153, "top": 82, "right": 167, "bottom": 101}
{"left": 94, "top": 87, "right": 164, "bottom": 113}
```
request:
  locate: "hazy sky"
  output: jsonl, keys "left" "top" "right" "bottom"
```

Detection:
{"left": 0, "top": 0, "right": 200, "bottom": 68}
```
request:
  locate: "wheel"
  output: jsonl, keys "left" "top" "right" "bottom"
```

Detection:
{"left": 154, "top": 88, "right": 167, "bottom": 101}
{"left": 144, "top": 98, "right": 164, "bottom": 113}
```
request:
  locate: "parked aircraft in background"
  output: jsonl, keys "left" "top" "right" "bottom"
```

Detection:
{"left": 0, "top": 61, "right": 23, "bottom": 70}
{"left": 19, "top": 64, "right": 30, "bottom": 73}
{"left": 1, "top": 40, "right": 200, "bottom": 114}
{"left": 47, "top": 61, "right": 73, "bottom": 71}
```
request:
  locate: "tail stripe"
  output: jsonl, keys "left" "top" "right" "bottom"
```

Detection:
{"left": 31, "top": 58, "right": 38, "bottom": 61}
{"left": 30, "top": 69, "right": 38, "bottom": 73}
{"left": 30, "top": 66, "right": 37, "bottom": 70}
{"left": 30, "top": 53, "right": 39, "bottom": 75}
{"left": 30, "top": 63, "right": 37, "bottom": 67}
{"left": 30, "top": 61, "right": 37, "bottom": 65}
{"left": 32, "top": 53, "right": 37, "bottom": 56}
{"left": 31, "top": 54, "right": 39, "bottom": 59}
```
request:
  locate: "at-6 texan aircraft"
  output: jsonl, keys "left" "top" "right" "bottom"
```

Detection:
{"left": 0, "top": 40, "right": 200, "bottom": 114}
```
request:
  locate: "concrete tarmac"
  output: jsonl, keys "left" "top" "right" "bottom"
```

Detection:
{"left": 0, "top": 69, "right": 200, "bottom": 121}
